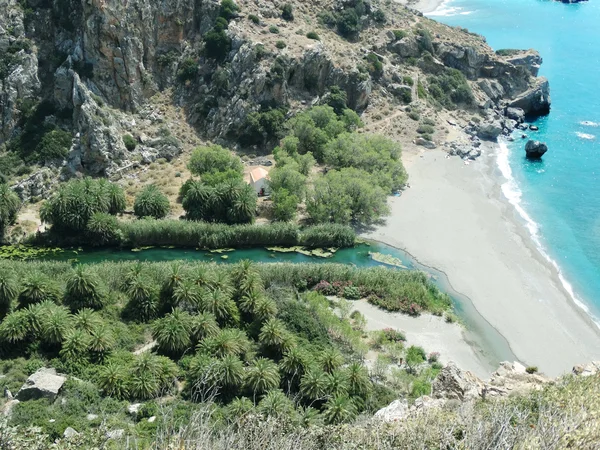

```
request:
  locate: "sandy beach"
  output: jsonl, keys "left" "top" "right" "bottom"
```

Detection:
{"left": 364, "top": 147, "right": 600, "bottom": 377}
{"left": 352, "top": 300, "right": 494, "bottom": 378}
{"left": 396, "top": 0, "right": 447, "bottom": 14}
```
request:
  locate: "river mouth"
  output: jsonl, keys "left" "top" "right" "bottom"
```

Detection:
{"left": 28, "top": 240, "right": 515, "bottom": 370}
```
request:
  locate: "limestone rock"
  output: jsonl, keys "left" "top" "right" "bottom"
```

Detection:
{"left": 388, "top": 37, "right": 420, "bottom": 58}
{"left": 525, "top": 140, "right": 548, "bottom": 159}
{"left": 572, "top": 361, "right": 600, "bottom": 376}
{"left": 16, "top": 368, "right": 66, "bottom": 402}
{"left": 509, "top": 77, "right": 551, "bottom": 116}
{"left": 478, "top": 79, "right": 505, "bottom": 102}
{"left": 485, "top": 361, "right": 550, "bottom": 397}
{"left": 86, "top": 414, "right": 99, "bottom": 421}
{"left": 432, "top": 361, "right": 483, "bottom": 401}
{"left": 415, "top": 137, "right": 436, "bottom": 149}
{"left": 63, "top": 427, "right": 79, "bottom": 438}
{"left": 106, "top": 429, "right": 125, "bottom": 440}
{"left": 128, "top": 403, "right": 142, "bottom": 415}
{"left": 504, "top": 50, "right": 543, "bottom": 77}
{"left": 2, "top": 399, "right": 19, "bottom": 417}
{"left": 11, "top": 168, "right": 57, "bottom": 202}
{"left": 374, "top": 399, "right": 409, "bottom": 422}
{"left": 506, "top": 107, "right": 525, "bottom": 123}
{"left": 477, "top": 121, "right": 503, "bottom": 140}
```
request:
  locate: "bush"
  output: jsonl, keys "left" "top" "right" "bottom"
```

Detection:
{"left": 393, "top": 30, "right": 408, "bottom": 40}
{"left": 204, "top": 29, "right": 231, "bottom": 61}
{"left": 0, "top": 184, "right": 20, "bottom": 238}
{"left": 372, "top": 9, "right": 386, "bottom": 24}
{"left": 427, "top": 69, "right": 474, "bottom": 108}
{"left": 306, "top": 31, "right": 320, "bottom": 40}
{"left": 86, "top": 212, "right": 122, "bottom": 246}
{"left": 365, "top": 53, "right": 383, "bottom": 78}
{"left": 417, "top": 124, "right": 435, "bottom": 134}
{"left": 342, "top": 286, "right": 361, "bottom": 300}
{"left": 275, "top": 40, "right": 287, "bottom": 49}
{"left": 188, "top": 145, "right": 243, "bottom": 176}
{"left": 526, "top": 366, "right": 538, "bottom": 374}
{"left": 408, "top": 111, "right": 420, "bottom": 121}
{"left": 423, "top": 118, "right": 436, "bottom": 126}
{"left": 35, "top": 129, "right": 72, "bottom": 163}
{"left": 269, "top": 26, "right": 279, "bottom": 34}
{"left": 337, "top": 9, "right": 360, "bottom": 39}
{"left": 219, "top": 0, "right": 239, "bottom": 21}
{"left": 134, "top": 185, "right": 170, "bottom": 219}
{"left": 281, "top": 3, "right": 294, "bottom": 21}
{"left": 123, "top": 134, "right": 137, "bottom": 151}
{"left": 402, "top": 75, "right": 414, "bottom": 86}
{"left": 272, "top": 189, "right": 299, "bottom": 222}
{"left": 240, "top": 109, "right": 286, "bottom": 146}
{"left": 177, "top": 58, "right": 198, "bottom": 82}
{"left": 248, "top": 14, "right": 259, "bottom": 24}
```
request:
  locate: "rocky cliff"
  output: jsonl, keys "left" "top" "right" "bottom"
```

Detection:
{"left": 1, "top": 0, "right": 550, "bottom": 189}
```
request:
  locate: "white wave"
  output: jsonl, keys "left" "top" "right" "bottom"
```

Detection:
{"left": 580, "top": 121, "right": 599, "bottom": 127}
{"left": 426, "top": 0, "right": 463, "bottom": 17}
{"left": 496, "top": 141, "right": 600, "bottom": 330}
{"left": 576, "top": 132, "right": 596, "bottom": 140}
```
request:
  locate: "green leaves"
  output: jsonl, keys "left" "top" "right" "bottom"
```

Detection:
{"left": 64, "top": 266, "right": 106, "bottom": 311}
{"left": 152, "top": 308, "right": 193, "bottom": 355}
{"left": 188, "top": 145, "right": 243, "bottom": 177}
{"left": 0, "top": 184, "right": 19, "bottom": 238}
{"left": 133, "top": 185, "right": 170, "bottom": 219}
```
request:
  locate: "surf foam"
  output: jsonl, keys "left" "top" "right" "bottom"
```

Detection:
{"left": 496, "top": 141, "right": 600, "bottom": 330}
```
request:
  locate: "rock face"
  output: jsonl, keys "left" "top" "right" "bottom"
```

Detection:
{"left": 572, "top": 361, "right": 600, "bottom": 376}
{"left": 509, "top": 78, "right": 551, "bottom": 116}
{"left": 375, "top": 399, "right": 409, "bottom": 422}
{"left": 525, "top": 140, "right": 548, "bottom": 159}
{"left": 431, "top": 361, "right": 483, "bottom": 401}
{"left": 16, "top": 368, "right": 66, "bottom": 402}
{"left": 478, "top": 121, "right": 503, "bottom": 140}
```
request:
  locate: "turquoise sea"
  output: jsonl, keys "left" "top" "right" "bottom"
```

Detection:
{"left": 429, "top": 0, "right": 600, "bottom": 322}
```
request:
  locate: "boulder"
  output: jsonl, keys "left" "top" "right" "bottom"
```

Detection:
{"left": 478, "top": 79, "right": 505, "bottom": 102}
{"left": 388, "top": 84, "right": 412, "bottom": 99}
{"left": 431, "top": 361, "right": 483, "bottom": 401}
{"left": 388, "top": 37, "right": 420, "bottom": 58}
{"left": 504, "top": 50, "right": 543, "bottom": 77}
{"left": 506, "top": 107, "right": 525, "bottom": 123}
{"left": 485, "top": 361, "right": 550, "bottom": 397}
{"left": 477, "top": 121, "right": 503, "bottom": 140}
{"left": 529, "top": 125, "right": 539, "bottom": 131}
{"left": 415, "top": 137, "right": 436, "bottom": 149}
{"left": 525, "top": 140, "right": 548, "bottom": 159}
{"left": 2, "top": 400, "right": 20, "bottom": 417}
{"left": 16, "top": 368, "right": 66, "bottom": 402}
{"left": 509, "top": 77, "right": 551, "bottom": 116}
{"left": 374, "top": 399, "right": 409, "bottom": 422}
{"left": 127, "top": 403, "right": 142, "bottom": 415}
{"left": 86, "top": 414, "right": 99, "bottom": 421}
{"left": 572, "top": 361, "right": 600, "bottom": 376}
{"left": 106, "top": 429, "right": 125, "bottom": 440}
{"left": 63, "top": 427, "right": 79, "bottom": 438}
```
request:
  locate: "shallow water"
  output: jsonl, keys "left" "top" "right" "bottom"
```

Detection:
{"left": 432, "top": 0, "right": 600, "bottom": 321}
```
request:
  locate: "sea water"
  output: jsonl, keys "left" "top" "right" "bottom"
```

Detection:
{"left": 430, "top": 0, "right": 600, "bottom": 322}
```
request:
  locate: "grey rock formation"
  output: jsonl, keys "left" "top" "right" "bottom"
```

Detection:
{"left": 503, "top": 51, "right": 543, "bottom": 77}
{"left": 11, "top": 168, "right": 58, "bottom": 201}
{"left": 525, "top": 140, "right": 548, "bottom": 159}
{"left": 16, "top": 368, "right": 66, "bottom": 402}
{"left": 506, "top": 107, "right": 525, "bottom": 123}
{"left": 415, "top": 137, "right": 436, "bottom": 149}
{"left": 106, "top": 429, "right": 125, "bottom": 440}
{"left": 477, "top": 120, "right": 503, "bottom": 140}
{"left": 63, "top": 427, "right": 79, "bottom": 438}
{"left": 509, "top": 78, "right": 551, "bottom": 116}
{"left": 572, "top": 361, "right": 600, "bottom": 376}
{"left": 374, "top": 399, "right": 409, "bottom": 421}
{"left": 388, "top": 37, "right": 420, "bottom": 58}
{"left": 2, "top": 399, "right": 19, "bottom": 417}
{"left": 432, "top": 361, "right": 483, "bottom": 401}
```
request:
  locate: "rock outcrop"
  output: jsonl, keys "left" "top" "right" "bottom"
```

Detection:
{"left": 509, "top": 78, "right": 551, "bottom": 116}
{"left": 16, "top": 367, "right": 66, "bottom": 402}
{"left": 525, "top": 140, "right": 548, "bottom": 159}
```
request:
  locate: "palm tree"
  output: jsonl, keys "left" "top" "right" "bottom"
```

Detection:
{"left": 73, "top": 308, "right": 103, "bottom": 333}
{"left": 208, "top": 270, "right": 233, "bottom": 295}
{"left": 18, "top": 272, "right": 60, "bottom": 308}
{"left": 98, "top": 362, "right": 130, "bottom": 399}
{"left": 86, "top": 213, "right": 121, "bottom": 246}
{"left": 217, "top": 354, "right": 244, "bottom": 389}
{"left": 160, "top": 262, "right": 184, "bottom": 309}
{"left": 346, "top": 362, "right": 371, "bottom": 397}
{"left": 323, "top": 395, "right": 357, "bottom": 425}
{"left": 258, "top": 318, "right": 289, "bottom": 351}
{"left": 64, "top": 266, "right": 105, "bottom": 311}
{"left": 88, "top": 323, "right": 116, "bottom": 355}
{"left": 182, "top": 180, "right": 214, "bottom": 221}
{"left": 187, "top": 354, "right": 222, "bottom": 401}
{"left": 0, "top": 184, "right": 20, "bottom": 237}
{"left": 191, "top": 266, "right": 211, "bottom": 288}
{"left": 59, "top": 329, "right": 91, "bottom": 363}
{"left": 105, "top": 181, "right": 126, "bottom": 215}
{"left": 172, "top": 280, "right": 202, "bottom": 310}
{"left": 257, "top": 389, "right": 293, "bottom": 418}
{"left": 39, "top": 304, "right": 73, "bottom": 346}
{"left": 0, "top": 310, "right": 30, "bottom": 344}
{"left": 0, "top": 272, "right": 18, "bottom": 318}
{"left": 200, "top": 288, "right": 238, "bottom": 325}
{"left": 191, "top": 312, "right": 220, "bottom": 341}
{"left": 225, "top": 397, "right": 254, "bottom": 420}
{"left": 319, "top": 347, "right": 344, "bottom": 373}
{"left": 280, "top": 346, "right": 309, "bottom": 385}
{"left": 133, "top": 184, "right": 170, "bottom": 219}
{"left": 238, "top": 290, "right": 261, "bottom": 315}
{"left": 129, "top": 370, "right": 159, "bottom": 400}
{"left": 300, "top": 369, "right": 326, "bottom": 402}
{"left": 199, "top": 328, "right": 247, "bottom": 358}
{"left": 245, "top": 357, "right": 280, "bottom": 401}
{"left": 325, "top": 370, "right": 349, "bottom": 398}
{"left": 253, "top": 296, "right": 278, "bottom": 322}
{"left": 152, "top": 308, "right": 193, "bottom": 355}
{"left": 297, "top": 406, "right": 322, "bottom": 428}
{"left": 227, "top": 183, "right": 257, "bottom": 224}
{"left": 125, "top": 274, "right": 158, "bottom": 322}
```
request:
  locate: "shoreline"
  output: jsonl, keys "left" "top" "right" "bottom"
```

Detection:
{"left": 364, "top": 144, "right": 600, "bottom": 377}
{"left": 396, "top": 0, "right": 449, "bottom": 14}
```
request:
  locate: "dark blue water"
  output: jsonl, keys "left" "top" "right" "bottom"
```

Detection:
{"left": 431, "top": 0, "right": 600, "bottom": 320}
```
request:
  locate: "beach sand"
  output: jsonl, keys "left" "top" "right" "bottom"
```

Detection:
{"left": 365, "top": 148, "right": 600, "bottom": 377}
{"left": 396, "top": 0, "right": 447, "bottom": 14}
{"left": 352, "top": 300, "right": 494, "bottom": 378}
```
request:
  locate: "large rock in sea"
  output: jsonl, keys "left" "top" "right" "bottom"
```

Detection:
{"left": 509, "top": 78, "right": 551, "bottom": 116}
{"left": 525, "top": 140, "right": 548, "bottom": 159}
{"left": 16, "top": 368, "right": 66, "bottom": 402}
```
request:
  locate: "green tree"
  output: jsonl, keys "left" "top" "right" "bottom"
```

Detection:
{"left": 0, "top": 310, "right": 30, "bottom": 344}
{"left": 268, "top": 166, "right": 306, "bottom": 199}
{"left": 134, "top": 185, "right": 170, "bottom": 219}
{"left": 18, "top": 273, "right": 60, "bottom": 308}
{"left": 86, "top": 212, "right": 122, "bottom": 246}
{"left": 0, "top": 272, "right": 18, "bottom": 318}
{"left": 405, "top": 345, "right": 427, "bottom": 374}
{"left": 199, "top": 328, "right": 247, "bottom": 358}
{"left": 152, "top": 308, "right": 193, "bottom": 356}
{"left": 105, "top": 181, "right": 127, "bottom": 214}
{"left": 300, "top": 369, "right": 326, "bottom": 401}
{"left": 227, "top": 183, "right": 257, "bottom": 224}
{"left": 323, "top": 395, "right": 357, "bottom": 424}
{"left": 259, "top": 318, "right": 293, "bottom": 355}
{"left": 245, "top": 358, "right": 280, "bottom": 400}
{"left": 0, "top": 184, "right": 19, "bottom": 238}
{"left": 188, "top": 145, "right": 243, "bottom": 176}
{"left": 73, "top": 308, "right": 103, "bottom": 333}
{"left": 345, "top": 362, "right": 371, "bottom": 397}
{"left": 200, "top": 288, "right": 238, "bottom": 325}
{"left": 64, "top": 266, "right": 106, "bottom": 311}
{"left": 59, "top": 329, "right": 91, "bottom": 363}
{"left": 98, "top": 362, "right": 129, "bottom": 399}
{"left": 35, "top": 129, "right": 72, "bottom": 163}
{"left": 172, "top": 280, "right": 202, "bottom": 310}
{"left": 125, "top": 274, "right": 158, "bottom": 322}
{"left": 258, "top": 389, "right": 293, "bottom": 418}
{"left": 319, "top": 348, "right": 344, "bottom": 373}
{"left": 191, "top": 312, "right": 220, "bottom": 341}
{"left": 217, "top": 354, "right": 244, "bottom": 389}
{"left": 272, "top": 189, "right": 299, "bottom": 222}
{"left": 325, "top": 370, "right": 349, "bottom": 397}
{"left": 88, "top": 323, "right": 116, "bottom": 355}
{"left": 39, "top": 304, "right": 73, "bottom": 346}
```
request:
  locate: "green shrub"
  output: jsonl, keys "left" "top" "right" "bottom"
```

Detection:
{"left": 248, "top": 14, "right": 260, "bottom": 24}
{"left": 219, "top": 0, "right": 239, "bottom": 21}
{"left": 495, "top": 49, "right": 521, "bottom": 57}
{"left": 269, "top": 26, "right": 280, "bottom": 34}
{"left": 342, "top": 286, "right": 361, "bottom": 300}
{"left": 372, "top": 9, "right": 386, "bottom": 24}
{"left": 393, "top": 30, "right": 408, "bottom": 40}
{"left": 282, "top": 3, "right": 294, "bottom": 21}
{"left": 134, "top": 185, "right": 170, "bottom": 219}
{"left": 204, "top": 29, "right": 231, "bottom": 61}
{"left": 526, "top": 366, "right": 538, "bottom": 374}
{"left": 123, "top": 134, "right": 137, "bottom": 151}
{"left": 272, "top": 189, "right": 299, "bottom": 222}
{"left": 402, "top": 75, "right": 414, "bottom": 86}
{"left": 366, "top": 53, "right": 383, "bottom": 78}
{"left": 86, "top": 212, "right": 123, "bottom": 246}
{"left": 423, "top": 118, "right": 436, "bottom": 126}
{"left": 408, "top": 111, "right": 420, "bottom": 121}
{"left": 188, "top": 145, "right": 243, "bottom": 176}
{"left": 275, "top": 40, "right": 287, "bottom": 49}
{"left": 177, "top": 58, "right": 198, "bottom": 82}
{"left": 0, "top": 184, "right": 20, "bottom": 239}
{"left": 306, "top": 31, "right": 320, "bottom": 40}
{"left": 417, "top": 124, "right": 435, "bottom": 134}
{"left": 240, "top": 109, "right": 286, "bottom": 146}
{"left": 35, "top": 129, "right": 72, "bottom": 163}
{"left": 337, "top": 9, "right": 360, "bottom": 39}
{"left": 427, "top": 69, "right": 474, "bottom": 108}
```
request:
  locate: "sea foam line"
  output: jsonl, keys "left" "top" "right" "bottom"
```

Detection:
{"left": 425, "top": 0, "right": 466, "bottom": 17}
{"left": 580, "top": 120, "right": 599, "bottom": 127}
{"left": 496, "top": 141, "right": 600, "bottom": 330}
